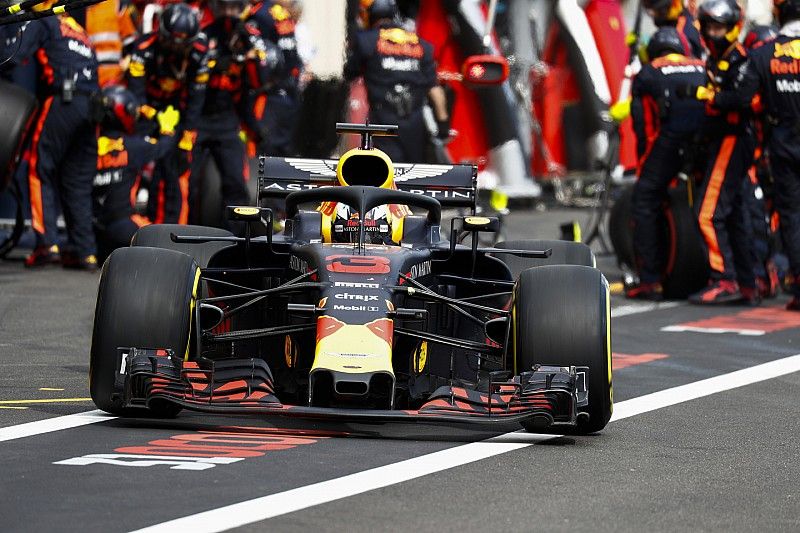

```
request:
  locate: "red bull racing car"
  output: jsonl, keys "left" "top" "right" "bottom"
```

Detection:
{"left": 90, "top": 124, "right": 613, "bottom": 434}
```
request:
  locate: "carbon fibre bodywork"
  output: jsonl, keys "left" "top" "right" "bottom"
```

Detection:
{"left": 99, "top": 145, "right": 606, "bottom": 431}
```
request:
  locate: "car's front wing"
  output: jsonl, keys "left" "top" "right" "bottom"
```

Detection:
{"left": 114, "top": 348, "right": 588, "bottom": 429}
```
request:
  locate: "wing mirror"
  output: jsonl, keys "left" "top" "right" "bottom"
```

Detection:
{"left": 461, "top": 55, "right": 509, "bottom": 87}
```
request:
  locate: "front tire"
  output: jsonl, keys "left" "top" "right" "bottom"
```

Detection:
{"left": 512, "top": 265, "right": 612, "bottom": 433}
{"left": 494, "top": 239, "right": 595, "bottom": 280}
{"left": 90, "top": 247, "right": 199, "bottom": 416}
{"left": 131, "top": 223, "right": 233, "bottom": 268}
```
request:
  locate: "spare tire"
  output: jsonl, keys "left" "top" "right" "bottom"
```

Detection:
{"left": 0, "top": 81, "right": 38, "bottom": 192}
{"left": 608, "top": 182, "right": 708, "bottom": 298}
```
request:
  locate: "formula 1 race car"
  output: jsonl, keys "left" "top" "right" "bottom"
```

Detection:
{"left": 89, "top": 124, "right": 613, "bottom": 434}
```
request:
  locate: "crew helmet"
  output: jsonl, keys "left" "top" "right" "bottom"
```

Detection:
{"left": 697, "top": 0, "right": 743, "bottom": 57}
{"left": 159, "top": 3, "right": 200, "bottom": 49}
{"left": 97, "top": 85, "right": 140, "bottom": 134}
{"left": 647, "top": 27, "right": 687, "bottom": 59}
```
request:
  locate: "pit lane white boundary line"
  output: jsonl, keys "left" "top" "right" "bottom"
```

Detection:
{"left": 0, "top": 410, "right": 114, "bottom": 443}
{"left": 130, "top": 353, "right": 800, "bottom": 533}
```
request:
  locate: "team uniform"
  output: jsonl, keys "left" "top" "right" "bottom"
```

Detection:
{"left": 691, "top": 42, "right": 758, "bottom": 302}
{"left": 629, "top": 51, "right": 707, "bottom": 295}
{"left": 713, "top": 21, "right": 800, "bottom": 307}
{"left": 93, "top": 131, "right": 175, "bottom": 256}
{"left": 247, "top": 1, "right": 302, "bottom": 156}
{"left": 190, "top": 16, "right": 272, "bottom": 224}
{"left": 1, "top": 16, "right": 99, "bottom": 267}
{"left": 669, "top": 10, "right": 705, "bottom": 59}
{"left": 343, "top": 22, "right": 437, "bottom": 162}
{"left": 679, "top": 0, "right": 759, "bottom": 304}
{"left": 126, "top": 31, "right": 211, "bottom": 224}
{"left": 643, "top": 0, "right": 705, "bottom": 59}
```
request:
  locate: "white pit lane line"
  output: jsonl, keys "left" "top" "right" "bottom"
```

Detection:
{"left": 128, "top": 353, "right": 800, "bottom": 533}
{"left": 0, "top": 410, "right": 114, "bottom": 443}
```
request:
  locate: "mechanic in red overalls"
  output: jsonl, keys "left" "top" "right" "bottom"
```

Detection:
{"left": 126, "top": 2, "right": 210, "bottom": 225}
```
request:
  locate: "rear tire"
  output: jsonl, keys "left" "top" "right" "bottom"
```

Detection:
{"left": 90, "top": 247, "right": 199, "bottom": 416}
{"left": 513, "top": 265, "right": 612, "bottom": 434}
{"left": 131, "top": 224, "right": 233, "bottom": 268}
{"left": 494, "top": 239, "right": 595, "bottom": 279}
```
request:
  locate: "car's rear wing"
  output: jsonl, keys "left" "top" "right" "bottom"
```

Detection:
{"left": 257, "top": 156, "right": 477, "bottom": 208}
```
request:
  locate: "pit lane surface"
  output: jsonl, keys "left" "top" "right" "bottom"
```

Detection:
{"left": 1, "top": 208, "right": 799, "bottom": 532}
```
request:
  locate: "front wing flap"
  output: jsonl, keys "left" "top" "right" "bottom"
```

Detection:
{"left": 115, "top": 348, "right": 587, "bottom": 428}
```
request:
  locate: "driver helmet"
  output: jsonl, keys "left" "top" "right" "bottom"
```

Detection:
{"left": 321, "top": 146, "right": 409, "bottom": 244}
{"left": 331, "top": 204, "right": 396, "bottom": 245}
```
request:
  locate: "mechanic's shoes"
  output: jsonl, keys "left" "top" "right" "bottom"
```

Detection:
{"left": 739, "top": 286, "right": 762, "bottom": 307}
{"left": 24, "top": 245, "right": 61, "bottom": 267}
{"left": 787, "top": 296, "right": 800, "bottom": 312}
{"left": 625, "top": 281, "right": 664, "bottom": 301}
{"left": 689, "top": 280, "right": 741, "bottom": 305}
{"left": 758, "top": 261, "right": 780, "bottom": 299}
{"left": 62, "top": 253, "right": 99, "bottom": 272}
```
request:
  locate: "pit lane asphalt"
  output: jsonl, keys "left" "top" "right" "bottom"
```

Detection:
{"left": 1, "top": 207, "right": 798, "bottom": 532}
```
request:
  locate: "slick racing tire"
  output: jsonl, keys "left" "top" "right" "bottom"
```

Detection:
{"left": 495, "top": 239, "right": 595, "bottom": 280}
{"left": 131, "top": 223, "right": 233, "bottom": 268}
{"left": 661, "top": 186, "right": 709, "bottom": 298}
{"left": 608, "top": 185, "right": 635, "bottom": 270}
{"left": 608, "top": 184, "right": 708, "bottom": 298}
{"left": 513, "top": 265, "right": 612, "bottom": 434}
{"left": 0, "top": 178, "right": 24, "bottom": 258}
{"left": 90, "top": 247, "right": 199, "bottom": 417}
{"left": 0, "top": 80, "right": 37, "bottom": 192}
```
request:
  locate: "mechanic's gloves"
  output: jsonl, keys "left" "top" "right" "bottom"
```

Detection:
{"left": 677, "top": 83, "right": 715, "bottom": 101}
{"left": 695, "top": 86, "right": 715, "bottom": 101}
{"left": 157, "top": 105, "right": 180, "bottom": 136}
{"left": 436, "top": 118, "right": 451, "bottom": 141}
{"left": 178, "top": 129, "right": 197, "bottom": 152}
{"left": 609, "top": 98, "right": 631, "bottom": 123}
{"left": 139, "top": 104, "right": 157, "bottom": 120}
